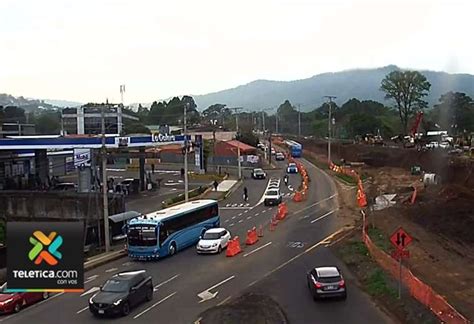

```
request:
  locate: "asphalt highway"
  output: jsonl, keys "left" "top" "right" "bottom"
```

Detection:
{"left": 0, "top": 158, "right": 392, "bottom": 324}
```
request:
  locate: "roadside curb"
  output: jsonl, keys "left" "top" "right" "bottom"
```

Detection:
{"left": 84, "top": 249, "right": 127, "bottom": 272}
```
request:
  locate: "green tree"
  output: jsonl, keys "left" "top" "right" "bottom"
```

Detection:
{"left": 380, "top": 70, "right": 431, "bottom": 134}
{"left": 432, "top": 92, "right": 474, "bottom": 133}
{"left": 277, "top": 100, "right": 298, "bottom": 134}
{"left": 123, "top": 121, "right": 151, "bottom": 134}
{"left": 348, "top": 113, "right": 379, "bottom": 137}
{"left": 35, "top": 111, "right": 61, "bottom": 134}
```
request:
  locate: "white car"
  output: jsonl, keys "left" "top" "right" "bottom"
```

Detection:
{"left": 439, "top": 142, "right": 450, "bottom": 149}
{"left": 263, "top": 189, "right": 282, "bottom": 206}
{"left": 425, "top": 141, "right": 439, "bottom": 149}
{"left": 196, "top": 228, "right": 231, "bottom": 254}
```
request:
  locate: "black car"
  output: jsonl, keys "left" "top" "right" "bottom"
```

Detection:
{"left": 307, "top": 266, "right": 347, "bottom": 300}
{"left": 89, "top": 270, "right": 153, "bottom": 317}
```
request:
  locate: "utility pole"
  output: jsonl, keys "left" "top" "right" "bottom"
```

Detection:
{"left": 101, "top": 103, "right": 110, "bottom": 252}
{"left": 120, "top": 84, "right": 125, "bottom": 105}
{"left": 262, "top": 111, "right": 266, "bottom": 132}
{"left": 275, "top": 112, "right": 279, "bottom": 134}
{"left": 324, "top": 96, "right": 337, "bottom": 163}
{"left": 297, "top": 104, "right": 301, "bottom": 138}
{"left": 184, "top": 103, "right": 189, "bottom": 202}
{"left": 229, "top": 107, "right": 243, "bottom": 179}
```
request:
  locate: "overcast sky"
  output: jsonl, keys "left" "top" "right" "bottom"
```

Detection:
{"left": 1, "top": 0, "right": 473, "bottom": 104}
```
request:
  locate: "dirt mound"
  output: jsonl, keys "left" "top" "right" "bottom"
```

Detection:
{"left": 198, "top": 293, "right": 288, "bottom": 324}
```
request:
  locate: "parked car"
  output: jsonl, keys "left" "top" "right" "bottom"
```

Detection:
{"left": 0, "top": 283, "right": 49, "bottom": 314}
{"left": 263, "top": 189, "right": 282, "bottom": 206}
{"left": 89, "top": 270, "right": 153, "bottom": 317}
{"left": 257, "top": 143, "right": 265, "bottom": 150}
{"left": 271, "top": 148, "right": 276, "bottom": 155}
{"left": 252, "top": 168, "right": 266, "bottom": 179}
{"left": 275, "top": 152, "right": 285, "bottom": 161}
{"left": 439, "top": 142, "right": 450, "bottom": 149}
{"left": 287, "top": 163, "right": 298, "bottom": 174}
{"left": 196, "top": 228, "right": 231, "bottom": 254}
{"left": 307, "top": 266, "right": 347, "bottom": 300}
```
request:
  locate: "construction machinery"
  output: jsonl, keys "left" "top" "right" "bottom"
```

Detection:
{"left": 392, "top": 111, "right": 423, "bottom": 148}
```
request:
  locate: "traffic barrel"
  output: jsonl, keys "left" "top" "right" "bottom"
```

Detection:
{"left": 245, "top": 227, "right": 259, "bottom": 245}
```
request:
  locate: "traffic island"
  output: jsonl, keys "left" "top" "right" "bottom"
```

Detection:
{"left": 197, "top": 293, "right": 288, "bottom": 324}
{"left": 83, "top": 249, "right": 127, "bottom": 272}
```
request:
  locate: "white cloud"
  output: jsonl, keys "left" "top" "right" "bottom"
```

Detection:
{"left": 0, "top": 0, "right": 472, "bottom": 103}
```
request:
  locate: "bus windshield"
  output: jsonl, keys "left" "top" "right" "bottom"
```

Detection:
{"left": 128, "top": 224, "right": 157, "bottom": 247}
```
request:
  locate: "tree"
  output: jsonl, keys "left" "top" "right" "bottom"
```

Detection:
{"left": 123, "top": 121, "right": 151, "bottom": 134}
{"left": 277, "top": 100, "right": 298, "bottom": 134}
{"left": 432, "top": 92, "right": 474, "bottom": 133}
{"left": 348, "top": 113, "right": 379, "bottom": 137}
{"left": 1, "top": 106, "right": 26, "bottom": 123}
{"left": 380, "top": 70, "right": 431, "bottom": 134}
{"left": 35, "top": 111, "right": 61, "bottom": 134}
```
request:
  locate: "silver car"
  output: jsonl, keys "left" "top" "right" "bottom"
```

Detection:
{"left": 307, "top": 266, "right": 347, "bottom": 300}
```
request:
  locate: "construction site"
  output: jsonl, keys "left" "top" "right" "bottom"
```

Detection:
{"left": 299, "top": 134, "right": 474, "bottom": 320}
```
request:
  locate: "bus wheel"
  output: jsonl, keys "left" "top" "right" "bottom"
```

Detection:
{"left": 169, "top": 243, "right": 176, "bottom": 256}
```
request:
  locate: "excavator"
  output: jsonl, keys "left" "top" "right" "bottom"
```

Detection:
{"left": 391, "top": 111, "right": 423, "bottom": 148}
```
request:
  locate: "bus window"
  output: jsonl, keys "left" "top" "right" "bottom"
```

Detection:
{"left": 128, "top": 225, "right": 157, "bottom": 247}
{"left": 159, "top": 226, "right": 169, "bottom": 246}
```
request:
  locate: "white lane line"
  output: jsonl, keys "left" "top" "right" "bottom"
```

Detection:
{"left": 217, "top": 295, "right": 232, "bottom": 306}
{"left": 224, "top": 219, "right": 229, "bottom": 223}
{"left": 238, "top": 213, "right": 243, "bottom": 216}
{"left": 76, "top": 306, "right": 89, "bottom": 314}
{"left": 243, "top": 242, "right": 272, "bottom": 257}
{"left": 133, "top": 292, "right": 177, "bottom": 319}
{"left": 267, "top": 208, "right": 272, "bottom": 211}
{"left": 255, "top": 213, "right": 260, "bottom": 216}
{"left": 238, "top": 220, "right": 243, "bottom": 223}
{"left": 231, "top": 216, "right": 236, "bottom": 220}
{"left": 229, "top": 223, "right": 234, "bottom": 227}
{"left": 244, "top": 210, "right": 249, "bottom": 213}
{"left": 246, "top": 216, "right": 251, "bottom": 220}
{"left": 246, "top": 228, "right": 346, "bottom": 288}
{"left": 310, "top": 210, "right": 336, "bottom": 224}
{"left": 262, "top": 210, "right": 266, "bottom": 213}
{"left": 220, "top": 207, "right": 252, "bottom": 210}
{"left": 205, "top": 275, "right": 236, "bottom": 292}
{"left": 80, "top": 286, "right": 100, "bottom": 297}
{"left": 122, "top": 261, "right": 132, "bottom": 266}
{"left": 105, "top": 267, "right": 118, "bottom": 273}
{"left": 294, "top": 194, "right": 338, "bottom": 216}
{"left": 84, "top": 275, "right": 99, "bottom": 284}
{"left": 154, "top": 274, "right": 180, "bottom": 291}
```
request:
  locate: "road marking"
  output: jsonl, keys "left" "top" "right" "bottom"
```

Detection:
{"left": 80, "top": 286, "right": 100, "bottom": 297}
{"left": 122, "top": 261, "right": 133, "bottom": 266}
{"left": 295, "top": 194, "right": 338, "bottom": 216}
{"left": 84, "top": 274, "right": 99, "bottom": 284}
{"left": 133, "top": 292, "right": 177, "bottom": 319}
{"left": 231, "top": 216, "right": 236, "bottom": 220}
{"left": 238, "top": 220, "right": 243, "bottom": 223}
{"left": 220, "top": 207, "right": 252, "bottom": 210}
{"left": 243, "top": 242, "right": 272, "bottom": 257}
{"left": 255, "top": 213, "right": 260, "bottom": 216}
{"left": 246, "top": 227, "right": 346, "bottom": 288}
{"left": 197, "top": 275, "right": 235, "bottom": 303}
{"left": 247, "top": 216, "right": 251, "bottom": 220}
{"left": 262, "top": 210, "right": 266, "bottom": 213}
{"left": 217, "top": 295, "right": 232, "bottom": 306}
{"left": 105, "top": 267, "right": 118, "bottom": 273}
{"left": 238, "top": 213, "right": 243, "bottom": 216}
{"left": 154, "top": 274, "right": 180, "bottom": 291}
{"left": 232, "top": 204, "right": 237, "bottom": 207}
{"left": 239, "top": 203, "right": 244, "bottom": 207}
{"left": 224, "top": 219, "right": 229, "bottom": 223}
{"left": 76, "top": 306, "right": 89, "bottom": 314}
{"left": 310, "top": 210, "right": 335, "bottom": 224}
{"left": 226, "top": 204, "right": 231, "bottom": 207}
{"left": 229, "top": 223, "right": 234, "bottom": 227}
{"left": 244, "top": 210, "right": 249, "bottom": 213}
{"left": 0, "top": 293, "right": 64, "bottom": 322}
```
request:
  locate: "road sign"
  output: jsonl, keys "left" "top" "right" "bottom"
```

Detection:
{"left": 390, "top": 227, "right": 413, "bottom": 250}
{"left": 391, "top": 249, "right": 410, "bottom": 261}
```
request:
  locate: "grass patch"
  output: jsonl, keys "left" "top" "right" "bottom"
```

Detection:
{"left": 161, "top": 185, "right": 211, "bottom": 208}
{"left": 189, "top": 173, "right": 225, "bottom": 182}
{"left": 338, "top": 239, "right": 369, "bottom": 266}
{"left": 368, "top": 227, "right": 393, "bottom": 253}
{"left": 335, "top": 173, "right": 358, "bottom": 185}
{"left": 365, "top": 269, "right": 398, "bottom": 298}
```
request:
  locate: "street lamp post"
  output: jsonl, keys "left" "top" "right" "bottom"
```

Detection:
{"left": 184, "top": 103, "right": 189, "bottom": 202}
{"left": 324, "top": 96, "right": 337, "bottom": 163}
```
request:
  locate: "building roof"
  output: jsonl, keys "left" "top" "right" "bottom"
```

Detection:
{"left": 225, "top": 140, "right": 256, "bottom": 151}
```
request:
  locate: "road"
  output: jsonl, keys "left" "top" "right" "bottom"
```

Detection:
{"left": 0, "top": 158, "right": 392, "bottom": 324}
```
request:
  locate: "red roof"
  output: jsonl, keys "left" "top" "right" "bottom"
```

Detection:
{"left": 226, "top": 140, "right": 255, "bottom": 151}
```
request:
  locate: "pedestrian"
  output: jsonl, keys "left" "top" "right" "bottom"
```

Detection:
{"left": 243, "top": 187, "right": 248, "bottom": 202}
{"left": 284, "top": 174, "right": 289, "bottom": 186}
{"left": 213, "top": 180, "right": 219, "bottom": 191}
{"left": 180, "top": 168, "right": 185, "bottom": 178}
{"left": 151, "top": 163, "right": 155, "bottom": 174}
